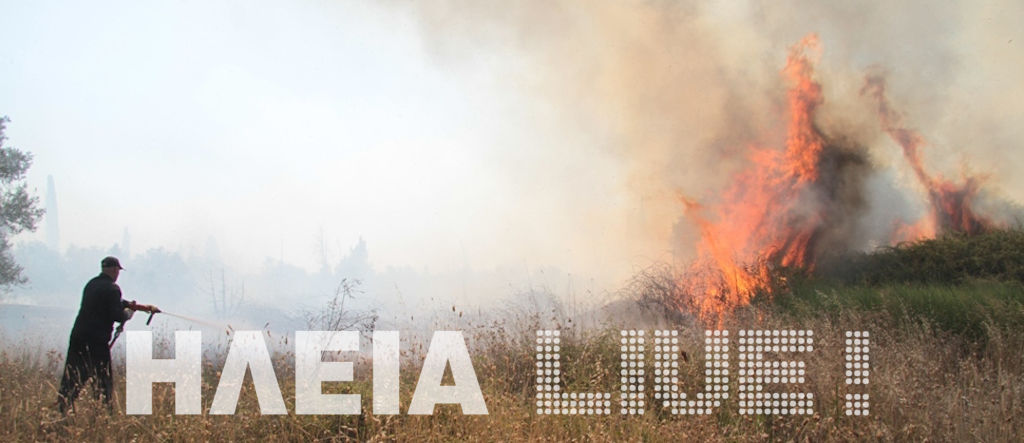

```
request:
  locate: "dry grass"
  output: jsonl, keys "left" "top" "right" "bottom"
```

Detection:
{"left": 2, "top": 298, "right": 1021, "bottom": 442}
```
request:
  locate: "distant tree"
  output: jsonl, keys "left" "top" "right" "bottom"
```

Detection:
{"left": 130, "top": 247, "right": 197, "bottom": 306}
{"left": 205, "top": 268, "right": 244, "bottom": 319}
{"left": 12, "top": 241, "right": 69, "bottom": 300}
{"left": 335, "top": 236, "right": 372, "bottom": 280}
{"left": 0, "top": 116, "right": 45, "bottom": 291}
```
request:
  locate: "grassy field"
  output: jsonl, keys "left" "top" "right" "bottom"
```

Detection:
{"left": 2, "top": 232, "right": 1023, "bottom": 441}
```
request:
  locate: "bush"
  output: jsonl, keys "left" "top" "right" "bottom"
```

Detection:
{"left": 822, "top": 229, "right": 1024, "bottom": 285}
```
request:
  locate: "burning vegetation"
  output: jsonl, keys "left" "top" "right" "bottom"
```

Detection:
{"left": 862, "top": 74, "right": 995, "bottom": 239}
{"left": 678, "top": 34, "right": 1002, "bottom": 322}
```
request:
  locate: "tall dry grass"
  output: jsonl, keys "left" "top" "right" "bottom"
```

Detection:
{"left": 1, "top": 297, "right": 1021, "bottom": 442}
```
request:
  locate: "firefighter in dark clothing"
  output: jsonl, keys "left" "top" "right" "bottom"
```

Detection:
{"left": 57, "top": 256, "right": 156, "bottom": 413}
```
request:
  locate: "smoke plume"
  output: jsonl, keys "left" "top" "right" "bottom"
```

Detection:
{"left": 394, "top": 0, "right": 1024, "bottom": 309}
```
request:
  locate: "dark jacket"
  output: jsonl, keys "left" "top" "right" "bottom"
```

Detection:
{"left": 69, "top": 273, "right": 131, "bottom": 343}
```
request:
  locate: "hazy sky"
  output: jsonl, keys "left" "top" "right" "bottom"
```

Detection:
{"left": 0, "top": 0, "right": 646, "bottom": 283}
{"left": 3, "top": 0, "right": 1022, "bottom": 288}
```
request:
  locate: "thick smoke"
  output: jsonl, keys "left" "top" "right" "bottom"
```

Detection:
{"left": 398, "top": 0, "right": 1022, "bottom": 259}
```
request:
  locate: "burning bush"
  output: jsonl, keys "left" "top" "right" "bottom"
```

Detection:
{"left": 677, "top": 35, "right": 1006, "bottom": 322}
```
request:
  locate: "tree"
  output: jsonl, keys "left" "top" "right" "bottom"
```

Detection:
{"left": 206, "top": 268, "right": 245, "bottom": 319}
{"left": 0, "top": 116, "right": 45, "bottom": 291}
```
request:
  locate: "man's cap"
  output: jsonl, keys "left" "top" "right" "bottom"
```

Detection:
{"left": 101, "top": 256, "right": 125, "bottom": 270}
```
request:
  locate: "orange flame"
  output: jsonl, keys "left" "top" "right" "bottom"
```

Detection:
{"left": 682, "top": 34, "right": 829, "bottom": 320}
{"left": 861, "top": 75, "right": 993, "bottom": 239}
{"left": 679, "top": 35, "right": 998, "bottom": 323}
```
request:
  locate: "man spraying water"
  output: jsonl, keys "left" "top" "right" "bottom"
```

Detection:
{"left": 57, "top": 256, "right": 159, "bottom": 414}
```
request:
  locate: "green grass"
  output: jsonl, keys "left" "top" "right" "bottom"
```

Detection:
{"left": 762, "top": 228, "right": 1024, "bottom": 339}
{"left": 824, "top": 229, "right": 1024, "bottom": 285}
{"left": 768, "top": 279, "right": 1024, "bottom": 339}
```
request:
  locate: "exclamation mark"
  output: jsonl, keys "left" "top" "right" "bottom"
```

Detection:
{"left": 843, "top": 331, "right": 870, "bottom": 416}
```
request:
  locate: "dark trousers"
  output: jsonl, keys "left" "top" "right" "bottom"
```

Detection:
{"left": 57, "top": 335, "right": 113, "bottom": 414}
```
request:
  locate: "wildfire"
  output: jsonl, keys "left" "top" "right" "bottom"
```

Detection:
{"left": 682, "top": 34, "right": 836, "bottom": 320}
{"left": 679, "top": 34, "right": 996, "bottom": 322}
{"left": 861, "top": 75, "right": 994, "bottom": 239}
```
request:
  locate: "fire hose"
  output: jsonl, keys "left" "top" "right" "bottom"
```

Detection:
{"left": 108, "top": 301, "right": 161, "bottom": 348}
{"left": 108, "top": 301, "right": 231, "bottom": 348}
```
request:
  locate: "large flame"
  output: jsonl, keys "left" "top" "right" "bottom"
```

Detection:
{"left": 861, "top": 75, "right": 994, "bottom": 240}
{"left": 679, "top": 35, "right": 997, "bottom": 322}
{"left": 682, "top": 35, "right": 834, "bottom": 320}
